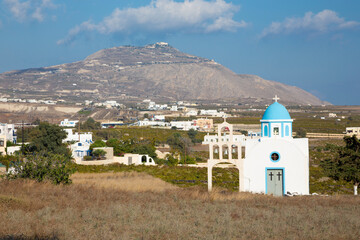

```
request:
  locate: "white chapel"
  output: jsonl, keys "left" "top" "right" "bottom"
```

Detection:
{"left": 205, "top": 96, "right": 309, "bottom": 196}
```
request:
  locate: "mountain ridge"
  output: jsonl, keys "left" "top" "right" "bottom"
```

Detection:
{"left": 0, "top": 42, "right": 328, "bottom": 105}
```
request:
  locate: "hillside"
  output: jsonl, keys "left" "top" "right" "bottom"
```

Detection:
{"left": 0, "top": 43, "right": 327, "bottom": 105}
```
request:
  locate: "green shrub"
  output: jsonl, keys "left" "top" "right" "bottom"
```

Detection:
{"left": 7, "top": 154, "right": 75, "bottom": 184}
{"left": 83, "top": 156, "right": 93, "bottom": 161}
{"left": 92, "top": 149, "right": 106, "bottom": 158}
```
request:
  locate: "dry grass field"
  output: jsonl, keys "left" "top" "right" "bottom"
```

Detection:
{"left": 1, "top": 172, "right": 360, "bottom": 240}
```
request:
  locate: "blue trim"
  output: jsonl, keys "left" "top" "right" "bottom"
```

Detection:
{"left": 270, "top": 151, "right": 280, "bottom": 162}
{"left": 265, "top": 167, "right": 285, "bottom": 195}
{"left": 269, "top": 122, "right": 272, "bottom": 137}
{"left": 285, "top": 125, "right": 289, "bottom": 136}
{"left": 281, "top": 122, "right": 284, "bottom": 137}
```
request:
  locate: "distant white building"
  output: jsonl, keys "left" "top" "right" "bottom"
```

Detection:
{"left": 104, "top": 100, "right": 120, "bottom": 107}
{"left": 60, "top": 119, "right": 79, "bottom": 128}
{"left": 200, "top": 109, "right": 225, "bottom": 117}
{"left": 0, "top": 123, "right": 17, "bottom": 144}
{"left": 186, "top": 110, "right": 198, "bottom": 116}
{"left": 170, "top": 105, "right": 178, "bottom": 111}
{"left": 329, "top": 113, "right": 337, "bottom": 118}
{"left": 153, "top": 115, "right": 166, "bottom": 121}
{"left": 137, "top": 119, "right": 169, "bottom": 127}
{"left": 170, "top": 121, "right": 197, "bottom": 130}
{"left": 346, "top": 127, "right": 360, "bottom": 136}
{"left": 63, "top": 129, "right": 92, "bottom": 143}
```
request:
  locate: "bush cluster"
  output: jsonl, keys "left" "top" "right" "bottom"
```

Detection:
{"left": 7, "top": 154, "right": 75, "bottom": 185}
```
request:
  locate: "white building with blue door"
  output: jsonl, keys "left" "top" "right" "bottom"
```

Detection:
{"left": 243, "top": 97, "right": 309, "bottom": 195}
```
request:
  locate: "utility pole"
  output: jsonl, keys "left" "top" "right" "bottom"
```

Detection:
{"left": 21, "top": 120, "right": 24, "bottom": 155}
{"left": 78, "top": 116, "right": 81, "bottom": 142}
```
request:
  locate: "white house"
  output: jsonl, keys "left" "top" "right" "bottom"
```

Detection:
{"left": 76, "top": 153, "right": 156, "bottom": 166}
{"left": 70, "top": 141, "right": 92, "bottom": 159}
{"left": 63, "top": 129, "right": 93, "bottom": 143}
{"left": 170, "top": 121, "right": 197, "bottom": 130}
{"left": 0, "top": 123, "right": 17, "bottom": 143}
{"left": 136, "top": 119, "right": 170, "bottom": 127}
{"left": 60, "top": 119, "right": 79, "bottom": 128}
{"left": 200, "top": 109, "right": 225, "bottom": 117}
{"left": 205, "top": 97, "right": 309, "bottom": 196}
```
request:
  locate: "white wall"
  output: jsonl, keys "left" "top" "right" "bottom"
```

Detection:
{"left": 244, "top": 138, "right": 309, "bottom": 195}
{"left": 63, "top": 129, "right": 92, "bottom": 143}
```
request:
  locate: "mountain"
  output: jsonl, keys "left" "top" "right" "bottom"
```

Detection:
{"left": 0, "top": 42, "right": 328, "bottom": 105}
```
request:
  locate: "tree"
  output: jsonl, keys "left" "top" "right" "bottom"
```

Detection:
{"left": 132, "top": 143, "right": 157, "bottom": 159}
{"left": 320, "top": 135, "right": 360, "bottom": 195}
{"left": 295, "top": 128, "right": 307, "bottom": 138}
{"left": 23, "top": 122, "right": 71, "bottom": 158}
{"left": 106, "top": 138, "right": 123, "bottom": 156}
{"left": 166, "top": 133, "right": 192, "bottom": 163}
{"left": 79, "top": 117, "right": 101, "bottom": 130}
{"left": 92, "top": 149, "right": 106, "bottom": 159}
{"left": 187, "top": 129, "right": 198, "bottom": 143}
{"left": 89, "top": 140, "right": 106, "bottom": 150}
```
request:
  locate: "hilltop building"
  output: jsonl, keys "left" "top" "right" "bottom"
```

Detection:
{"left": 205, "top": 96, "right": 309, "bottom": 196}
{"left": 60, "top": 119, "right": 79, "bottom": 128}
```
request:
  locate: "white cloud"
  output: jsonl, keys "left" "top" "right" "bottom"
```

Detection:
{"left": 58, "top": 0, "right": 247, "bottom": 45}
{"left": 260, "top": 10, "right": 360, "bottom": 38}
{"left": 3, "top": 0, "right": 57, "bottom": 22}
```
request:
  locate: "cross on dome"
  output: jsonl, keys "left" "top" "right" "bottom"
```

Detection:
{"left": 273, "top": 95, "right": 280, "bottom": 102}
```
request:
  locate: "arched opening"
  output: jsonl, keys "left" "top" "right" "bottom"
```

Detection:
{"left": 220, "top": 126, "right": 231, "bottom": 142}
{"left": 231, "top": 145, "right": 238, "bottom": 159}
{"left": 209, "top": 162, "right": 240, "bottom": 192}
{"left": 141, "top": 155, "right": 147, "bottom": 163}
{"left": 213, "top": 145, "right": 219, "bottom": 159}
{"left": 222, "top": 144, "right": 229, "bottom": 160}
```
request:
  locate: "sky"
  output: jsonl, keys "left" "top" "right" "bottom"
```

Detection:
{"left": 0, "top": 0, "right": 359, "bottom": 105}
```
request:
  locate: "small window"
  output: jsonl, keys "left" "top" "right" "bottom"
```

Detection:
{"left": 149, "top": 158, "right": 152, "bottom": 162}
{"left": 141, "top": 156, "right": 147, "bottom": 163}
{"left": 264, "top": 125, "right": 268, "bottom": 137}
{"left": 273, "top": 127, "right": 279, "bottom": 136}
{"left": 270, "top": 152, "right": 280, "bottom": 162}
{"left": 0, "top": 139, "right": 4, "bottom": 147}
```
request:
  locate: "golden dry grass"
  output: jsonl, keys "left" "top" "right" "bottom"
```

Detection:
{"left": 1, "top": 172, "right": 360, "bottom": 240}
{"left": 71, "top": 172, "right": 178, "bottom": 192}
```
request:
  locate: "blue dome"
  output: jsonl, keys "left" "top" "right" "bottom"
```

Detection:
{"left": 262, "top": 102, "right": 291, "bottom": 120}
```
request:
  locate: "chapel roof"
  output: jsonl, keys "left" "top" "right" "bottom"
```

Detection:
{"left": 262, "top": 101, "right": 291, "bottom": 120}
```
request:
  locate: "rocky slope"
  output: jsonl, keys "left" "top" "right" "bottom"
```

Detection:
{"left": 0, "top": 42, "right": 327, "bottom": 105}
